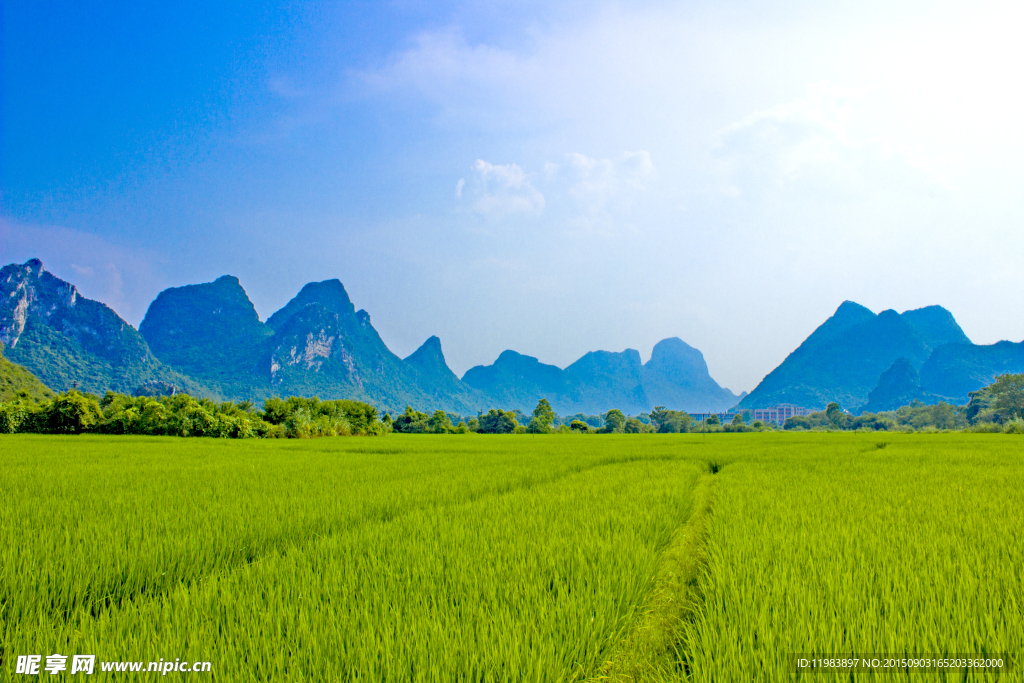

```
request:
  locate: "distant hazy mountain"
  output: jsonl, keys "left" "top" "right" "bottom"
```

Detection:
{"left": 899, "top": 306, "right": 972, "bottom": 348}
{"left": 462, "top": 337, "right": 738, "bottom": 415}
{"left": 562, "top": 349, "right": 649, "bottom": 415}
{"left": 642, "top": 337, "right": 739, "bottom": 412}
{"left": 462, "top": 350, "right": 569, "bottom": 412}
{"left": 858, "top": 357, "right": 955, "bottom": 414}
{"left": 404, "top": 336, "right": 491, "bottom": 412}
{"left": 0, "top": 259, "right": 206, "bottom": 396}
{"left": 738, "top": 302, "right": 971, "bottom": 411}
{"left": 0, "top": 341, "right": 54, "bottom": 402}
{"left": 919, "top": 340, "right": 1024, "bottom": 403}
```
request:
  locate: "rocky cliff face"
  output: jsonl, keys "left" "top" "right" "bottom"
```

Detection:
{"left": 0, "top": 259, "right": 204, "bottom": 395}
{"left": 260, "top": 284, "right": 421, "bottom": 409}
{"left": 266, "top": 301, "right": 364, "bottom": 391}
{"left": 2, "top": 259, "right": 141, "bottom": 361}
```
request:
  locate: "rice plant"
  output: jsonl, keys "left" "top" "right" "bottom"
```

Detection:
{"left": 3, "top": 432, "right": 1021, "bottom": 681}
{"left": 1, "top": 434, "right": 706, "bottom": 681}
{"left": 676, "top": 433, "right": 1024, "bottom": 682}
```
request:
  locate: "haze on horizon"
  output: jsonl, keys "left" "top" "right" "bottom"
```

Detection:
{"left": 3, "top": 0, "right": 1023, "bottom": 394}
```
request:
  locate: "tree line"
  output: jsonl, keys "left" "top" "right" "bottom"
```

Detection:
{"left": 0, "top": 391, "right": 387, "bottom": 437}
{"left": 3, "top": 373, "right": 1021, "bottom": 438}
{"left": 386, "top": 400, "right": 770, "bottom": 434}
{"left": 783, "top": 373, "right": 1024, "bottom": 433}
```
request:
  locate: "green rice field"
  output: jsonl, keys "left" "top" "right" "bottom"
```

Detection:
{"left": 1, "top": 433, "right": 1021, "bottom": 681}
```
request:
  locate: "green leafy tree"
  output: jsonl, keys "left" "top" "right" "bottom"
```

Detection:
{"left": 965, "top": 386, "right": 996, "bottom": 424}
{"left": 649, "top": 406, "right": 670, "bottom": 430}
{"left": 731, "top": 413, "right": 745, "bottom": 426}
{"left": 391, "top": 406, "right": 429, "bottom": 433}
{"left": 2, "top": 388, "right": 386, "bottom": 439}
{"left": 783, "top": 415, "right": 814, "bottom": 430}
{"left": 847, "top": 413, "right": 897, "bottom": 431}
{"left": 602, "top": 409, "right": 626, "bottom": 434}
{"left": 992, "top": 373, "right": 1024, "bottom": 421}
{"left": 650, "top": 406, "right": 693, "bottom": 433}
{"left": 427, "top": 410, "right": 454, "bottom": 433}
{"left": 563, "top": 413, "right": 603, "bottom": 429}
{"left": 260, "top": 397, "right": 292, "bottom": 425}
{"left": 0, "top": 394, "right": 41, "bottom": 434}
{"left": 477, "top": 409, "right": 519, "bottom": 434}
{"left": 624, "top": 417, "right": 652, "bottom": 433}
{"left": 528, "top": 398, "right": 556, "bottom": 434}
{"left": 825, "top": 402, "right": 846, "bottom": 429}
{"left": 569, "top": 420, "right": 590, "bottom": 432}
{"left": 44, "top": 391, "right": 103, "bottom": 434}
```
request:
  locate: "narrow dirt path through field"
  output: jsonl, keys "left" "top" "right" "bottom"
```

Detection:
{"left": 585, "top": 462, "right": 721, "bottom": 682}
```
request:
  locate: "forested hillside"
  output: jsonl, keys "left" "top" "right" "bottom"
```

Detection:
{"left": 0, "top": 342, "right": 54, "bottom": 402}
{"left": 0, "top": 260, "right": 210, "bottom": 397}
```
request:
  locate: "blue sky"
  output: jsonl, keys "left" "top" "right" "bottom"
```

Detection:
{"left": 3, "top": 0, "right": 1023, "bottom": 393}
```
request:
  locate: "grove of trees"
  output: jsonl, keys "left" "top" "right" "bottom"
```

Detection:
{"left": 4, "top": 373, "right": 1022, "bottom": 438}
{"left": 0, "top": 391, "right": 387, "bottom": 437}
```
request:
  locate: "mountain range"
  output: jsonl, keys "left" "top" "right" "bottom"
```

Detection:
{"left": 2, "top": 259, "right": 739, "bottom": 415}
{"left": 4, "top": 258, "right": 1023, "bottom": 416}
{"left": 460, "top": 338, "right": 740, "bottom": 415}
{"left": 737, "top": 300, "right": 1024, "bottom": 412}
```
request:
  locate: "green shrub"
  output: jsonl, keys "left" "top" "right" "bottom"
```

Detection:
{"left": 477, "top": 409, "right": 519, "bottom": 434}
{"left": 42, "top": 391, "right": 103, "bottom": 434}
{"left": 1003, "top": 417, "right": 1024, "bottom": 434}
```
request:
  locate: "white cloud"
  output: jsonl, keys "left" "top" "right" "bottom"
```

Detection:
{"left": 566, "top": 150, "right": 655, "bottom": 201}
{"left": 456, "top": 151, "right": 655, "bottom": 231}
{"left": 715, "top": 82, "right": 947, "bottom": 205}
{"left": 463, "top": 159, "right": 545, "bottom": 218}
{"left": 562, "top": 150, "right": 656, "bottom": 233}
{"left": 353, "top": 8, "right": 719, "bottom": 135}
{"left": 183, "top": 1, "right": 1024, "bottom": 391}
